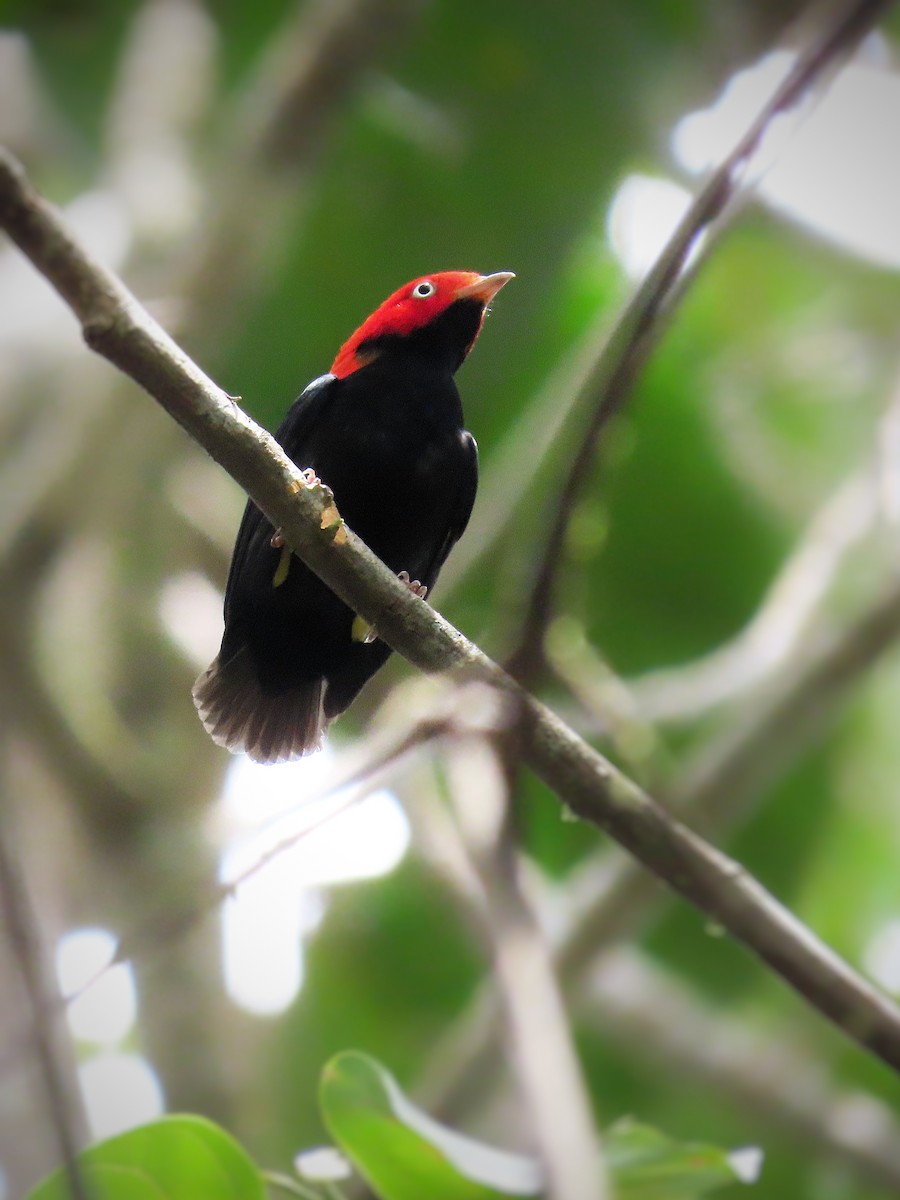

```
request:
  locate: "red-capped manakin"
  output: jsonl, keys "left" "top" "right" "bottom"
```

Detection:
{"left": 193, "top": 270, "right": 514, "bottom": 763}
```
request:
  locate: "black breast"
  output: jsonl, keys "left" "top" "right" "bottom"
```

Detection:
{"left": 304, "top": 354, "right": 468, "bottom": 579}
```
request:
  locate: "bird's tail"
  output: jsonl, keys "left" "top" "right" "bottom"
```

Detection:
{"left": 192, "top": 646, "right": 325, "bottom": 763}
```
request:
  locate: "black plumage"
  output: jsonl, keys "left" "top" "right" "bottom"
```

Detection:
{"left": 193, "top": 275, "right": 511, "bottom": 763}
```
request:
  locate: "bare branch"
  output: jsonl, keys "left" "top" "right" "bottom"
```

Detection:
{"left": 420, "top": 568, "right": 900, "bottom": 1121}
{"left": 545, "top": 619, "right": 667, "bottom": 784}
{"left": 556, "top": 567, "right": 900, "bottom": 979}
{"left": 0, "top": 0, "right": 422, "bottom": 565}
{"left": 223, "top": 722, "right": 447, "bottom": 891}
{"left": 581, "top": 948, "right": 900, "bottom": 1194}
{"left": 0, "top": 811, "right": 89, "bottom": 1200}
{"left": 507, "top": 0, "right": 894, "bottom": 681}
{"left": 438, "top": 323, "right": 613, "bottom": 597}
{"left": 420, "top": 943, "right": 900, "bottom": 1192}
{"left": 445, "top": 729, "right": 608, "bottom": 1200}
{"left": 0, "top": 713, "right": 448, "bottom": 1082}
{"left": 5, "top": 150, "right": 900, "bottom": 1078}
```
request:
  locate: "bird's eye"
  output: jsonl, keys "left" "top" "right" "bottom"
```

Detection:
{"left": 412, "top": 281, "right": 436, "bottom": 299}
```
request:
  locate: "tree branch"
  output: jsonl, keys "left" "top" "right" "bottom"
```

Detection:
{"left": 0, "top": 808, "right": 89, "bottom": 1200}
{"left": 580, "top": 948, "right": 900, "bottom": 1193}
{"left": 445, "top": 729, "right": 608, "bottom": 1200}
{"left": 0, "top": 715, "right": 450, "bottom": 1087}
{"left": 5, "top": 149, "right": 900, "bottom": 1077}
{"left": 553, "top": 566, "right": 900, "bottom": 984}
{"left": 417, "top": 943, "right": 900, "bottom": 1192}
{"left": 419, "top": 568, "right": 900, "bottom": 1122}
{"left": 507, "top": 0, "right": 895, "bottom": 681}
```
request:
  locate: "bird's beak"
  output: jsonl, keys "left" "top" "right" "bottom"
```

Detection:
{"left": 454, "top": 271, "right": 516, "bottom": 304}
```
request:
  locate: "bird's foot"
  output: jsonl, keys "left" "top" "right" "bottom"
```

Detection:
{"left": 398, "top": 570, "right": 428, "bottom": 600}
{"left": 275, "top": 469, "right": 324, "bottom": 548}
{"left": 292, "top": 467, "right": 321, "bottom": 489}
{"left": 352, "top": 616, "right": 379, "bottom": 644}
{"left": 287, "top": 467, "right": 322, "bottom": 498}
{"left": 351, "top": 572, "right": 428, "bottom": 645}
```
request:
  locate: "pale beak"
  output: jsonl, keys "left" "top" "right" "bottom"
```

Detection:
{"left": 454, "top": 271, "right": 516, "bottom": 304}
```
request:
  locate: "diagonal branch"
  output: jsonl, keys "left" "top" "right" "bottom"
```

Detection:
{"left": 420, "top": 566, "right": 900, "bottom": 1122}
{"left": 579, "top": 948, "right": 900, "bottom": 1193}
{"left": 5, "top": 149, "right": 900, "bottom": 1077}
{"left": 552, "top": 566, "right": 900, "bottom": 985}
{"left": 507, "top": 0, "right": 895, "bottom": 681}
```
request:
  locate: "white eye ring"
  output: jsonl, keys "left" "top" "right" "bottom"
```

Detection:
{"left": 412, "top": 280, "right": 436, "bottom": 299}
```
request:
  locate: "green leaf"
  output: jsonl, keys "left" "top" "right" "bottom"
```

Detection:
{"left": 319, "top": 1050, "right": 542, "bottom": 1200}
{"left": 607, "top": 1117, "right": 760, "bottom": 1197}
{"left": 26, "top": 1114, "right": 266, "bottom": 1200}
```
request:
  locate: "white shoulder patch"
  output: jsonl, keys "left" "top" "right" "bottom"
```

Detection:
{"left": 303, "top": 372, "right": 337, "bottom": 395}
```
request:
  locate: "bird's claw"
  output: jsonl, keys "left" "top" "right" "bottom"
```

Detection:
{"left": 287, "top": 467, "right": 322, "bottom": 496}
{"left": 398, "top": 570, "right": 428, "bottom": 599}
{"left": 274, "top": 469, "right": 321, "bottom": 547}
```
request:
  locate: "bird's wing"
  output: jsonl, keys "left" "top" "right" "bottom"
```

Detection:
{"left": 450, "top": 430, "right": 479, "bottom": 545}
{"left": 424, "top": 429, "right": 479, "bottom": 588}
{"left": 223, "top": 373, "right": 337, "bottom": 623}
{"left": 272, "top": 373, "right": 338, "bottom": 458}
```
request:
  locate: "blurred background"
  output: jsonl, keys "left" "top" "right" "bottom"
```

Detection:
{"left": 4, "top": 0, "right": 900, "bottom": 1195}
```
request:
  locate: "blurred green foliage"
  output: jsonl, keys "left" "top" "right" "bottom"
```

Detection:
{"left": 6, "top": 1, "right": 900, "bottom": 1198}
{"left": 25, "top": 1115, "right": 266, "bottom": 1200}
{"left": 25, "top": 1069, "right": 751, "bottom": 1200}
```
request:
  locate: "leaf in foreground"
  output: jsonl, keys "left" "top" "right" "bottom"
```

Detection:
{"left": 25, "top": 1114, "right": 266, "bottom": 1200}
{"left": 320, "top": 1050, "right": 760, "bottom": 1200}
{"left": 319, "top": 1049, "right": 543, "bottom": 1199}
{"left": 607, "top": 1117, "right": 762, "bottom": 1197}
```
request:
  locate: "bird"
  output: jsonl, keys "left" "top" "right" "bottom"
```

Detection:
{"left": 193, "top": 270, "right": 514, "bottom": 764}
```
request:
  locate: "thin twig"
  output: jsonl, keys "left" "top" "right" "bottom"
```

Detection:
{"left": 545, "top": 619, "right": 669, "bottom": 785}
{"left": 444, "top": 733, "right": 608, "bottom": 1200}
{"left": 418, "top": 944, "right": 900, "bottom": 1192}
{"left": 0, "top": 812, "right": 89, "bottom": 1200}
{"left": 555, "top": 565, "right": 900, "bottom": 981}
{"left": 0, "top": 713, "right": 448, "bottom": 1082}
{"left": 0, "top": 0, "right": 422, "bottom": 566}
{"left": 580, "top": 948, "right": 900, "bottom": 1194}
{"left": 224, "top": 725, "right": 446, "bottom": 883}
{"left": 423, "top": 569, "right": 900, "bottom": 1119}
{"left": 5, "top": 151, "right": 900, "bottom": 1078}
{"left": 507, "top": 0, "right": 894, "bottom": 681}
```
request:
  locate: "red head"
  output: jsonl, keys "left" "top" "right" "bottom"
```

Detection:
{"left": 330, "top": 271, "right": 514, "bottom": 379}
